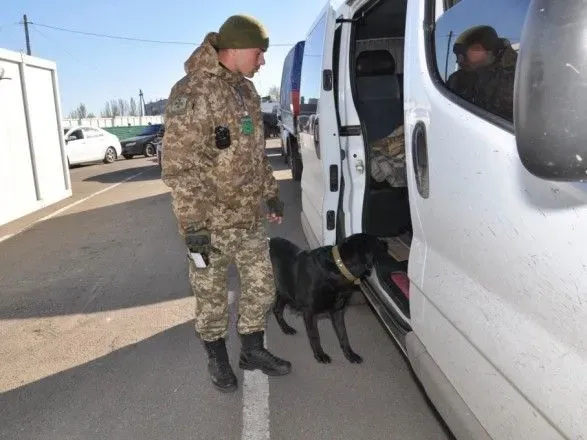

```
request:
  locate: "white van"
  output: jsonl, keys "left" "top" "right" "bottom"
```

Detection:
{"left": 297, "top": 0, "right": 587, "bottom": 438}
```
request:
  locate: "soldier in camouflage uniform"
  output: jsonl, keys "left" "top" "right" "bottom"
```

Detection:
{"left": 161, "top": 15, "right": 291, "bottom": 392}
{"left": 447, "top": 25, "right": 518, "bottom": 122}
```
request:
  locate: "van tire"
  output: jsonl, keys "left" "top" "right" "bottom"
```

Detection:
{"left": 280, "top": 137, "right": 288, "bottom": 163}
{"left": 289, "top": 141, "right": 303, "bottom": 181}
{"left": 264, "top": 122, "right": 270, "bottom": 139}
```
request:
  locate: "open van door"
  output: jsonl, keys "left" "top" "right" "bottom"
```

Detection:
{"left": 299, "top": 3, "right": 340, "bottom": 248}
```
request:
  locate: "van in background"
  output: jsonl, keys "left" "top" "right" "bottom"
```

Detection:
{"left": 278, "top": 40, "right": 305, "bottom": 181}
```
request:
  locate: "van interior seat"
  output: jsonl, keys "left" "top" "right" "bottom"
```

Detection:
{"left": 355, "top": 49, "right": 403, "bottom": 142}
{"left": 355, "top": 49, "right": 411, "bottom": 238}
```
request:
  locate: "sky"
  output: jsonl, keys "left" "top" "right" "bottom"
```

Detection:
{"left": 1, "top": 0, "right": 327, "bottom": 117}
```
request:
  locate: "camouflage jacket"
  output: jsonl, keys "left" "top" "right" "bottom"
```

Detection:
{"left": 161, "top": 32, "right": 278, "bottom": 234}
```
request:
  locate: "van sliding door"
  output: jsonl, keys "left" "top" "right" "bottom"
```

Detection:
{"left": 298, "top": 3, "right": 341, "bottom": 248}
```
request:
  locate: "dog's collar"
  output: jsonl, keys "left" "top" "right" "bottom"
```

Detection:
{"left": 331, "top": 245, "right": 361, "bottom": 285}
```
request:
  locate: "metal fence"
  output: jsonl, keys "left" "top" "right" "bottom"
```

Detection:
{"left": 63, "top": 115, "right": 164, "bottom": 128}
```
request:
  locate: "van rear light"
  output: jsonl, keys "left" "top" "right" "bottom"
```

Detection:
{"left": 291, "top": 90, "right": 300, "bottom": 116}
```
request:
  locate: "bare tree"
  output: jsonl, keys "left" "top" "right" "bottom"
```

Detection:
{"left": 77, "top": 103, "right": 88, "bottom": 119}
{"left": 68, "top": 103, "right": 88, "bottom": 119}
{"left": 118, "top": 98, "right": 129, "bottom": 116}
{"left": 129, "top": 97, "right": 138, "bottom": 116}
{"left": 268, "top": 85, "right": 280, "bottom": 101}
{"left": 102, "top": 102, "right": 112, "bottom": 118}
{"left": 110, "top": 99, "right": 120, "bottom": 118}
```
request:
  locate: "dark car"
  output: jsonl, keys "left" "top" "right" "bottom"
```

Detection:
{"left": 120, "top": 124, "right": 165, "bottom": 159}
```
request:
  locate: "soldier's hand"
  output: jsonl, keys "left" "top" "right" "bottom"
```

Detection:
{"left": 267, "top": 212, "right": 283, "bottom": 224}
{"left": 184, "top": 227, "right": 211, "bottom": 254}
{"left": 266, "top": 197, "right": 284, "bottom": 225}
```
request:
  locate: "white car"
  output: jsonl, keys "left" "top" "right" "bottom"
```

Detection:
{"left": 63, "top": 126, "right": 122, "bottom": 166}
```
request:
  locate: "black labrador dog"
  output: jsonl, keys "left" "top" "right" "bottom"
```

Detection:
{"left": 269, "top": 233, "right": 387, "bottom": 364}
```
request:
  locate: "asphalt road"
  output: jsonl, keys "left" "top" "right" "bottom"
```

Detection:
{"left": 0, "top": 141, "right": 451, "bottom": 440}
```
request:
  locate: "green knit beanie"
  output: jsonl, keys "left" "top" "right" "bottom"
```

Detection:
{"left": 217, "top": 15, "right": 269, "bottom": 52}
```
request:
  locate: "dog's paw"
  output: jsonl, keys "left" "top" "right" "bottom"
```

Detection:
{"left": 344, "top": 350, "right": 363, "bottom": 364}
{"left": 314, "top": 352, "right": 332, "bottom": 363}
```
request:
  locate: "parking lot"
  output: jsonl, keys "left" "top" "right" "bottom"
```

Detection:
{"left": 0, "top": 141, "right": 450, "bottom": 440}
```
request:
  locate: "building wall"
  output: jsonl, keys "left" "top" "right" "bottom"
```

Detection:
{"left": 144, "top": 99, "right": 167, "bottom": 116}
{"left": 0, "top": 48, "right": 71, "bottom": 227}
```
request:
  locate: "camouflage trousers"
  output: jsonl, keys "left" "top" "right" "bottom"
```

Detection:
{"left": 188, "top": 225, "right": 276, "bottom": 342}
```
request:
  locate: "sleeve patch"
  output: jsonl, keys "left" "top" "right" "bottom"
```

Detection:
{"left": 168, "top": 96, "right": 189, "bottom": 115}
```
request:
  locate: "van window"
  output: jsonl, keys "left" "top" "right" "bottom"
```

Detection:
{"left": 431, "top": 0, "right": 529, "bottom": 123}
{"left": 299, "top": 14, "right": 326, "bottom": 133}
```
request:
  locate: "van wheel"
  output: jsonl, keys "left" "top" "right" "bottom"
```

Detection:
{"left": 264, "top": 122, "right": 270, "bottom": 139}
{"left": 289, "top": 145, "right": 303, "bottom": 181}
{"left": 280, "top": 137, "right": 288, "bottom": 163}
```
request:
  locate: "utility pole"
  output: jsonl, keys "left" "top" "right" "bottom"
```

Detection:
{"left": 444, "top": 30, "right": 454, "bottom": 81}
{"left": 139, "top": 89, "right": 144, "bottom": 117}
{"left": 23, "top": 14, "right": 31, "bottom": 55}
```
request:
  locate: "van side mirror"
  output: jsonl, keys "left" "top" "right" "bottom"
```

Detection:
{"left": 514, "top": 0, "right": 587, "bottom": 181}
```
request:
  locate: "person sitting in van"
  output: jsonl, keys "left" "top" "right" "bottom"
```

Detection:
{"left": 447, "top": 25, "right": 518, "bottom": 122}
{"left": 369, "top": 124, "right": 407, "bottom": 188}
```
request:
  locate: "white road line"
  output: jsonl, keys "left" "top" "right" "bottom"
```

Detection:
{"left": 38, "top": 168, "right": 152, "bottom": 222}
{"left": 0, "top": 167, "right": 154, "bottom": 244}
{"left": 0, "top": 233, "right": 15, "bottom": 243}
{"left": 232, "top": 289, "right": 271, "bottom": 439}
{"left": 242, "top": 367, "right": 270, "bottom": 440}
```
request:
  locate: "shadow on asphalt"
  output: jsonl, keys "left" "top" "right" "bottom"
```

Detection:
{"left": 69, "top": 157, "right": 137, "bottom": 170}
{"left": 0, "top": 143, "right": 454, "bottom": 440}
{"left": 83, "top": 164, "right": 161, "bottom": 183}
{"left": 0, "top": 146, "right": 305, "bottom": 319}
{"left": 0, "top": 193, "right": 189, "bottom": 320}
{"left": 0, "top": 321, "right": 245, "bottom": 440}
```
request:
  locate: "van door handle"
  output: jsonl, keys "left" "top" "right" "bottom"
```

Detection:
{"left": 412, "top": 122, "right": 429, "bottom": 198}
{"left": 313, "top": 116, "right": 321, "bottom": 160}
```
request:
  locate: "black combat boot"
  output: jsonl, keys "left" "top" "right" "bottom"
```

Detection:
{"left": 203, "top": 338, "right": 237, "bottom": 392}
{"left": 239, "top": 331, "right": 292, "bottom": 376}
